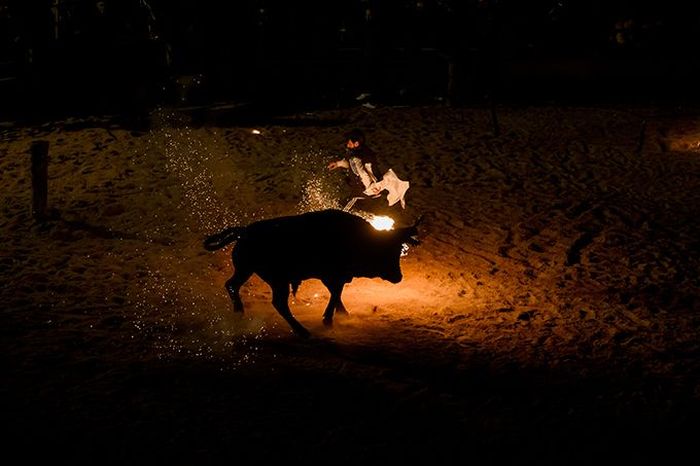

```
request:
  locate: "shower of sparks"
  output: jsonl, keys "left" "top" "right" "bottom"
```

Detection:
{"left": 288, "top": 147, "right": 344, "bottom": 213}
{"left": 251, "top": 129, "right": 262, "bottom": 135}
{"left": 299, "top": 176, "right": 342, "bottom": 212}
{"left": 157, "top": 118, "right": 239, "bottom": 231}
{"left": 126, "top": 253, "right": 274, "bottom": 368}
{"left": 127, "top": 109, "right": 281, "bottom": 368}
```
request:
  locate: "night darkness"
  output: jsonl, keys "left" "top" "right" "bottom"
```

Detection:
{"left": 2, "top": 1, "right": 700, "bottom": 465}
{"left": 2, "top": 0, "right": 700, "bottom": 116}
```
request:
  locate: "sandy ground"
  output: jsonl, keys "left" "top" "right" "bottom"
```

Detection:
{"left": 2, "top": 102, "right": 700, "bottom": 464}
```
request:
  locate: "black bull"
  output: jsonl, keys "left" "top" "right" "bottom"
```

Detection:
{"left": 204, "top": 209, "right": 420, "bottom": 337}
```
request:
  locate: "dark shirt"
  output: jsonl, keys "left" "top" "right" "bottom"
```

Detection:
{"left": 343, "top": 145, "right": 379, "bottom": 195}
{"left": 347, "top": 145, "right": 381, "bottom": 179}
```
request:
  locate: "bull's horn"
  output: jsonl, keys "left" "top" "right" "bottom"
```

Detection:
{"left": 401, "top": 225, "right": 421, "bottom": 245}
{"left": 412, "top": 214, "right": 424, "bottom": 228}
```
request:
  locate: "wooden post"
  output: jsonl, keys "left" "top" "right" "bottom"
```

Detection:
{"left": 30, "top": 140, "right": 49, "bottom": 222}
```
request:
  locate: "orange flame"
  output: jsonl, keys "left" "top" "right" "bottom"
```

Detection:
{"left": 369, "top": 215, "right": 395, "bottom": 231}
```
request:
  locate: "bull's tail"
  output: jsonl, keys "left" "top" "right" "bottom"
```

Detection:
{"left": 203, "top": 226, "right": 246, "bottom": 251}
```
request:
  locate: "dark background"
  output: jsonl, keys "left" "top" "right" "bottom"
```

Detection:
{"left": 1, "top": 0, "right": 699, "bottom": 118}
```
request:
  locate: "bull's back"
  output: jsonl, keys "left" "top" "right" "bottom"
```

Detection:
{"left": 234, "top": 210, "right": 375, "bottom": 279}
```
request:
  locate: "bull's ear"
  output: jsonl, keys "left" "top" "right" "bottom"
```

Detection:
{"left": 401, "top": 225, "right": 420, "bottom": 245}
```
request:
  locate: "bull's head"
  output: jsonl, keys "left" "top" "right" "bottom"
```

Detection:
{"left": 400, "top": 214, "right": 423, "bottom": 246}
{"left": 373, "top": 216, "right": 422, "bottom": 284}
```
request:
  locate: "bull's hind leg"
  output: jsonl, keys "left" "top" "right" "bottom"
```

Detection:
{"left": 225, "top": 269, "right": 253, "bottom": 313}
{"left": 321, "top": 280, "right": 347, "bottom": 326}
{"left": 270, "top": 282, "right": 311, "bottom": 338}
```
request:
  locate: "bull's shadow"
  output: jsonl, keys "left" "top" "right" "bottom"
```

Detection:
{"left": 204, "top": 209, "right": 420, "bottom": 338}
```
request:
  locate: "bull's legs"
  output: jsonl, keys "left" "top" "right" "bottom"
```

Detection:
{"left": 321, "top": 280, "right": 347, "bottom": 326}
{"left": 271, "top": 282, "right": 311, "bottom": 338}
{"left": 225, "top": 269, "right": 253, "bottom": 313}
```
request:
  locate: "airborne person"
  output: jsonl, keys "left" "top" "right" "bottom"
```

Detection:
{"left": 327, "top": 129, "right": 409, "bottom": 213}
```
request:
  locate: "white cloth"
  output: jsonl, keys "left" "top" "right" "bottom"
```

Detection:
{"left": 363, "top": 168, "right": 410, "bottom": 209}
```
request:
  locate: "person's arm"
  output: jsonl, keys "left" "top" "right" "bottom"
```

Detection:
{"left": 363, "top": 163, "right": 379, "bottom": 184}
{"left": 348, "top": 157, "right": 376, "bottom": 190}
{"left": 362, "top": 162, "right": 382, "bottom": 196}
{"left": 327, "top": 159, "right": 349, "bottom": 170}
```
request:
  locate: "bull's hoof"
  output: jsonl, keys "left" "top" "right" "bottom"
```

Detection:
{"left": 294, "top": 326, "right": 311, "bottom": 339}
{"left": 322, "top": 317, "right": 334, "bottom": 327}
{"left": 335, "top": 307, "right": 349, "bottom": 315}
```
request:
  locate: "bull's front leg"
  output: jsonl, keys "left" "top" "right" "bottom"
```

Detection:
{"left": 270, "top": 282, "right": 311, "bottom": 338}
{"left": 322, "top": 280, "right": 347, "bottom": 326}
